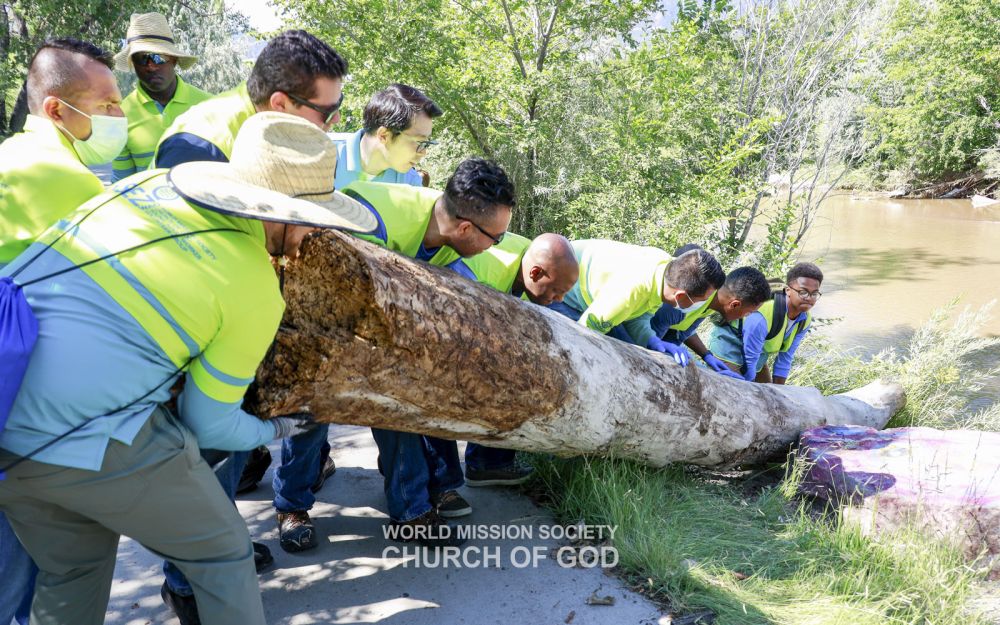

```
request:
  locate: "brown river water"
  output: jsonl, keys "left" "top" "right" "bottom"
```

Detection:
{"left": 795, "top": 193, "right": 1000, "bottom": 407}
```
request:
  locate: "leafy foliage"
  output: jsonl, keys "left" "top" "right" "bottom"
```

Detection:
{"left": 861, "top": 0, "right": 1000, "bottom": 184}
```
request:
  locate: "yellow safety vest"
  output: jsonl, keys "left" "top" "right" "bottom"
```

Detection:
{"left": 154, "top": 83, "right": 256, "bottom": 164}
{"left": 113, "top": 76, "right": 212, "bottom": 179}
{"left": 458, "top": 233, "right": 531, "bottom": 292}
{"left": 0, "top": 115, "right": 104, "bottom": 264}
{"left": 341, "top": 181, "right": 460, "bottom": 266}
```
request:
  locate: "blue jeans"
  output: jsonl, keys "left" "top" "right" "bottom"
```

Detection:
{"left": 163, "top": 449, "right": 249, "bottom": 597}
{"left": 272, "top": 424, "right": 329, "bottom": 513}
{"left": 371, "top": 429, "right": 464, "bottom": 522}
{"left": 547, "top": 301, "right": 636, "bottom": 344}
{"left": 465, "top": 443, "right": 516, "bottom": 471}
{"left": 0, "top": 512, "right": 35, "bottom": 625}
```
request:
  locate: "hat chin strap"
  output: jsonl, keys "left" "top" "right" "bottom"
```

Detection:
{"left": 274, "top": 223, "right": 288, "bottom": 294}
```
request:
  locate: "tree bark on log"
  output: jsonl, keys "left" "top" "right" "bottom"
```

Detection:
{"left": 247, "top": 231, "right": 906, "bottom": 469}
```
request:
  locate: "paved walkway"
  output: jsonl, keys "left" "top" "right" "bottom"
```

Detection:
{"left": 106, "top": 425, "right": 664, "bottom": 624}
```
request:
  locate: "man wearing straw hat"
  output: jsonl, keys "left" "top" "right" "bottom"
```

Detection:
{"left": 0, "top": 112, "right": 375, "bottom": 625}
{"left": 111, "top": 12, "right": 211, "bottom": 182}
{"left": 148, "top": 29, "right": 349, "bottom": 621}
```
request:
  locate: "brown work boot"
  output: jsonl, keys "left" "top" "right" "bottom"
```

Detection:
{"left": 277, "top": 510, "right": 318, "bottom": 553}
{"left": 387, "top": 509, "right": 467, "bottom": 548}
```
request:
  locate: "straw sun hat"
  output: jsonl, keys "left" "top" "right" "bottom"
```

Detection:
{"left": 168, "top": 112, "right": 377, "bottom": 233}
{"left": 114, "top": 12, "right": 198, "bottom": 72}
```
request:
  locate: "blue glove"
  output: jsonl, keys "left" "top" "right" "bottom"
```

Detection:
{"left": 646, "top": 335, "right": 690, "bottom": 367}
{"left": 703, "top": 352, "right": 729, "bottom": 373}
{"left": 715, "top": 368, "right": 745, "bottom": 381}
{"left": 703, "top": 352, "right": 743, "bottom": 380}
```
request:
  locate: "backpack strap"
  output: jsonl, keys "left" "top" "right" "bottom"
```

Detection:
{"left": 2, "top": 224, "right": 248, "bottom": 475}
{"left": 765, "top": 291, "right": 786, "bottom": 341}
{"left": 736, "top": 290, "right": 785, "bottom": 375}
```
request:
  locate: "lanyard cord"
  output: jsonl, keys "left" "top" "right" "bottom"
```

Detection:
{"left": 2, "top": 180, "right": 250, "bottom": 474}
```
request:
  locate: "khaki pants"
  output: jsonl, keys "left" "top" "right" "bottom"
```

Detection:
{"left": 0, "top": 406, "right": 265, "bottom": 625}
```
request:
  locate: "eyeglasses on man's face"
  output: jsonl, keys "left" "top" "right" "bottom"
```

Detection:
{"left": 394, "top": 131, "right": 438, "bottom": 153}
{"left": 455, "top": 214, "right": 505, "bottom": 246}
{"left": 787, "top": 285, "right": 822, "bottom": 300}
{"left": 287, "top": 91, "right": 344, "bottom": 126}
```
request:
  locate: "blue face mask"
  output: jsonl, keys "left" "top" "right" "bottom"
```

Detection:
{"left": 56, "top": 99, "right": 128, "bottom": 166}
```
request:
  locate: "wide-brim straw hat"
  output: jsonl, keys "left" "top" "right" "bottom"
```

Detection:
{"left": 114, "top": 12, "right": 198, "bottom": 72}
{"left": 168, "top": 112, "right": 377, "bottom": 233}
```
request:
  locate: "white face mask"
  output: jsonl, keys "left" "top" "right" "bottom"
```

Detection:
{"left": 676, "top": 292, "right": 706, "bottom": 315}
{"left": 56, "top": 99, "right": 128, "bottom": 166}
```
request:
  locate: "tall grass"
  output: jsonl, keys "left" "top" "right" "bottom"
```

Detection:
{"left": 531, "top": 303, "right": 999, "bottom": 624}
{"left": 791, "top": 301, "right": 1000, "bottom": 429}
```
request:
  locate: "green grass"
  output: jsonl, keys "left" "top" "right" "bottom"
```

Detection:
{"left": 529, "top": 302, "right": 999, "bottom": 624}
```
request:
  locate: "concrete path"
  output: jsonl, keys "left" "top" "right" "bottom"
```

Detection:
{"left": 105, "top": 425, "right": 664, "bottom": 624}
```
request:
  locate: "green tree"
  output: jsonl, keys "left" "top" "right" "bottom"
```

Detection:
{"left": 862, "top": 0, "right": 1000, "bottom": 184}
{"left": 278, "top": 0, "right": 658, "bottom": 235}
{"left": 0, "top": 0, "right": 250, "bottom": 137}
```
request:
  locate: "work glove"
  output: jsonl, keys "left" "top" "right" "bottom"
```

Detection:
{"left": 715, "top": 368, "right": 745, "bottom": 381}
{"left": 703, "top": 352, "right": 744, "bottom": 381}
{"left": 271, "top": 413, "right": 319, "bottom": 440}
{"left": 646, "top": 335, "right": 690, "bottom": 367}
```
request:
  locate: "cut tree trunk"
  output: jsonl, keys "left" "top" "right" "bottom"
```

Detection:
{"left": 247, "top": 231, "right": 906, "bottom": 469}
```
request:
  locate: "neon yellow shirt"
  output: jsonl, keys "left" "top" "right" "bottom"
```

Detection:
{"left": 341, "top": 181, "right": 460, "bottom": 266}
{"left": 563, "top": 239, "right": 670, "bottom": 336}
{"left": 454, "top": 233, "right": 530, "bottom": 293}
{"left": 113, "top": 75, "right": 212, "bottom": 180}
{"left": 154, "top": 83, "right": 257, "bottom": 166}
{"left": 0, "top": 115, "right": 104, "bottom": 264}
{"left": 1, "top": 170, "right": 282, "bottom": 469}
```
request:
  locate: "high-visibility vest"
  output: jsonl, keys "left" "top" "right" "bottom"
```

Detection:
{"left": 341, "top": 181, "right": 460, "bottom": 266}
{"left": 457, "top": 233, "right": 531, "bottom": 292}
{"left": 154, "top": 83, "right": 256, "bottom": 164}
{"left": 113, "top": 76, "right": 212, "bottom": 178}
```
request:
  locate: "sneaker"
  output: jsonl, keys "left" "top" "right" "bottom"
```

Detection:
{"left": 160, "top": 582, "right": 201, "bottom": 625}
{"left": 464, "top": 462, "right": 535, "bottom": 487}
{"left": 236, "top": 446, "right": 272, "bottom": 494}
{"left": 310, "top": 455, "right": 337, "bottom": 493}
{"left": 431, "top": 489, "right": 472, "bottom": 518}
{"left": 253, "top": 541, "right": 274, "bottom": 572}
{"left": 388, "top": 509, "right": 466, "bottom": 548}
{"left": 278, "top": 510, "right": 319, "bottom": 553}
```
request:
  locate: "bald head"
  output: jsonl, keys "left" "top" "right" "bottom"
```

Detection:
{"left": 27, "top": 38, "right": 113, "bottom": 114}
{"left": 521, "top": 233, "right": 579, "bottom": 306}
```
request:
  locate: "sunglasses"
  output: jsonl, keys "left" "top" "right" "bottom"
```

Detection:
{"left": 455, "top": 214, "right": 505, "bottom": 246}
{"left": 133, "top": 53, "right": 172, "bottom": 66}
{"left": 287, "top": 92, "right": 345, "bottom": 126}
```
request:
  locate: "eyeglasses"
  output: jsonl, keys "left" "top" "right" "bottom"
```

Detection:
{"left": 455, "top": 214, "right": 505, "bottom": 246}
{"left": 133, "top": 53, "right": 172, "bottom": 66}
{"left": 395, "top": 131, "right": 438, "bottom": 153}
{"left": 787, "top": 285, "right": 822, "bottom": 300}
{"left": 286, "top": 91, "right": 345, "bottom": 126}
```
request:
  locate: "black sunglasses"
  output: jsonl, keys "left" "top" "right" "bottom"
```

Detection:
{"left": 455, "top": 214, "right": 505, "bottom": 246}
{"left": 287, "top": 92, "right": 344, "bottom": 126}
{"left": 133, "top": 53, "right": 171, "bottom": 66}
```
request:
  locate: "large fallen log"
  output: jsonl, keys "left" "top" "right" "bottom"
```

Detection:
{"left": 247, "top": 231, "right": 906, "bottom": 468}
